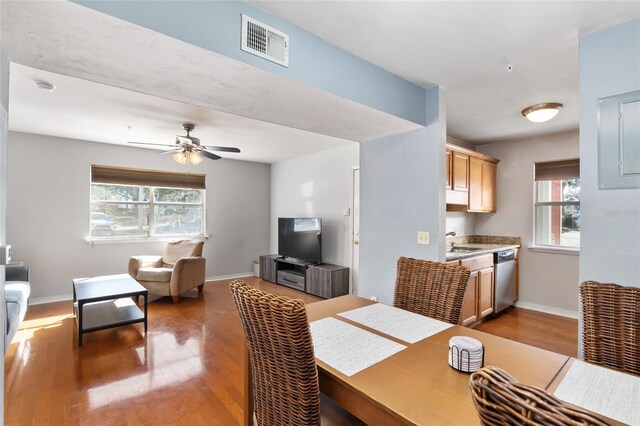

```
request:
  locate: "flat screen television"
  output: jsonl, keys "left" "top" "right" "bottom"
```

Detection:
{"left": 278, "top": 218, "right": 322, "bottom": 263}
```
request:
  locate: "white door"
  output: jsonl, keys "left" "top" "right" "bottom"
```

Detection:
{"left": 351, "top": 168, "right": 360, "bottom": 295}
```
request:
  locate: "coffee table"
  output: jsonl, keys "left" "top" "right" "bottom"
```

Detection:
{"left": 72, "top": 274, "right": 148, "bottom": 346}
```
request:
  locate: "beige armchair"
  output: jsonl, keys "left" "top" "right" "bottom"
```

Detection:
{"left": 128, "top": 240, "right": 206, "bottom": 303}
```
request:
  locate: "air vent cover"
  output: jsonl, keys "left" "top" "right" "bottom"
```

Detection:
{"left": 241, "top": 14, "right": 289, "bottom": 67}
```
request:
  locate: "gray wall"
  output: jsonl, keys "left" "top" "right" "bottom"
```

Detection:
{"left": 359, "top": 86, "right": 446, "bottom": 304}
{"left": 476, "top": 130, "right": 580, "bottom": 317}
{"left": 579, "top": 18, "right": 640, "bottom": 288}
{"left": 270, "top": 144, "right": 359, "bottom": 268}
{"left": 7, "top": 132, "right": 270, "bottom": 302}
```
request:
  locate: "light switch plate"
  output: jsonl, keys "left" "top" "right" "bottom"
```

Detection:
{"left": 417, "top": 231, "right": 430, "bottom": 245}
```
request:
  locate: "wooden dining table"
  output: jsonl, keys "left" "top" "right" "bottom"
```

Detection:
{"left": 303, "top": 295, "right": 571, "bottom": 425}
{"left": 242, "top": 294, "right": 574, "bottom": 425}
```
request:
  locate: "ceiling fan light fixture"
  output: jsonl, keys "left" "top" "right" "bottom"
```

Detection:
{"left": 189, "top": 151, "right": 204, "bottom": 166}
{"left": 522, "top": 103, "right": 563, "bottom": 123}
{"left": 172, "top": 151, "right": 187, "bottom": 165}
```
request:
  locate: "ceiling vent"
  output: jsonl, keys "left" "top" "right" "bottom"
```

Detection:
{"left": 241, "top": 14, "right": 289, "bottom": 67}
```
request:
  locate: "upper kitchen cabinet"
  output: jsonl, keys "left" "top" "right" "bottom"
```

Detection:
{"left": 469, "top": 156, "right": 497, "bottom": 212}
{"left": 446, "top": 144, "right": 499, "bottom": 213}
{"left": 445, "top": 147, "right": 470, "bottom": 205}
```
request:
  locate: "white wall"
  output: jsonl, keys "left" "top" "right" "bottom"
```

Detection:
{"left": 359, "top": 86, "right": 446, "bottom": 304}
{"left": 446, "top": 212, "right": 476, "bottom": 236}
{"left": 270, "top": 143, "right": 359, "bottom": 268}
{"left": 475, "top": 130, "right": 580, "bottom": 316}
{"left": 7, "top": 132, "right": 271, "bottom": 302}
{"left": 579, "top": 18, "right": 640, "bottom": 288}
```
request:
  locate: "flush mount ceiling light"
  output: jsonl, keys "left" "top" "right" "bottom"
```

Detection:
{"left": 522, "top": 103, "right": 563, "bottom": 123}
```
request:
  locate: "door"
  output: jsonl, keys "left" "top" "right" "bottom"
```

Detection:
{"left": 351, "top": 167, "right": 360, "bottom": 295}
{"left": 452, "top": 151, "right": 469, "bottom": 192}
{"left": 459, "top": 271, "right": 478, "bottom": 326}
{"left": 478, "top": 266, "right": 495, "bottom": 318}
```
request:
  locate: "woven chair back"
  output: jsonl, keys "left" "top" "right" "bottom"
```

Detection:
{"left": 580, "top": 280, "right": 640, "bottom": 375}
{"left": 469, "top": 366, "right": 612, "bottom": 425}
{"left": 393, "top": 257, "right": 470, "bottom": 324}
{"left": 229, "top": 280, "right": 320, "bottom": 426}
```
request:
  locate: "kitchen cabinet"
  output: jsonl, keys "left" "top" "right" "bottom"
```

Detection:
{"left": 478, "top": 266, "right": 495, "bottom": 318}
{"left": 446, "top": 144, "right": 498, "bottom": 212}
{"left": 468, "top": 157, "right": 497, "bottom": 212}
{"left": 457, "top": 254, "right": 494, "bottom": 326}
{"left": 460, "top": 271, "right": 479, "bottom": 326}
{"left": 445, "top": 148, "right": 469, "bottom": 205}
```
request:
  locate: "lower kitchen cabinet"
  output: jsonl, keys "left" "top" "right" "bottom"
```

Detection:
{"left": 460, "top": 271, "right": 479, "bottom": 326}
{"left": 478, "top": 267, "right": 495, "bottom": 318}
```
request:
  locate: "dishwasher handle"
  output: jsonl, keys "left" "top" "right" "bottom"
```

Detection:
{"left": 494, "top": 249, "right": 515, "bottom": 263}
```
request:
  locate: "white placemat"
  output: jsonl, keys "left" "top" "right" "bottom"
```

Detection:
{"left": 309, "top": 317, "right": 406, "bottom": 377}
{"left": 338, "top": 303, "right": 453, "bottom": 343}
{"left": 554, "top": 360, "right": 640, "bottom": 425}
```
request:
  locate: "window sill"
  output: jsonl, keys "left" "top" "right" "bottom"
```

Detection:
{"left": 528, "top": 245, "right": 580, "bottom": 256}
{"left": 86, "top": 235, "right": 208, "bottom": 246}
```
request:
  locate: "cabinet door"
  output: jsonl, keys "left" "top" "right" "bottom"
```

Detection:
{"left": 446, "top": 150, "right": 453, "bottom": 190}
{"left": 468, "top": 157, "right": 483, "bottom": 211}
{"left": 459, "top": 271, "right": 479, "bottom": 326}
{"left": 478, "top": 266, "right": 495, "bottom": 318}
{"left": 452, "top": 152, "right": 469, "bottom": 192}
{"left": 482, "top": 161, "right": 497, "bottom": 212}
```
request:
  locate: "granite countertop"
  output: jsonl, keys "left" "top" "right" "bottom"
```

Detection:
{"left": 445, "top": 236, "right": 521, "bottom": 261}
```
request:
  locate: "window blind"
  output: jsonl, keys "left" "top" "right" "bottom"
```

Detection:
{"left": 534, "top": 159, "right": 580, "bottom": 181}
{"left": 91, "top": 165, "right": 206, "bottom": 189}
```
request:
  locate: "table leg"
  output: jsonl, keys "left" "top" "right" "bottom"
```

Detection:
{"left": 244, "top": 342, "right": 253, "bottom": 426}
{"left": 78, "top": 301, "right": 83, "bottom": 346}
{"left": 143, "top": 292, "right": 148, "bottom": 334}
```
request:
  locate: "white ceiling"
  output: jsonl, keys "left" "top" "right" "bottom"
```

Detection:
{"left": 8, "top": 63, "right": 355, "bottom": 163}
{"left": 252, "top": 1, "right": 640, "bottom": 143}
{"left": 1, "top": 1, "right": 421, "bottom": 149}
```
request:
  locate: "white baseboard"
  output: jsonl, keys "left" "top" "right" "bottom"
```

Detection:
{"left": 205, "top": 272, "right": 254, "bottom": 282}
{"left": 514, "top": 301, "right": 578, "bottom": 319}
{"left": 27, "top": 273, "right": 255, "bottom": 305}
{"left": 29, "top": 294, "right": 73, "bottom": 305}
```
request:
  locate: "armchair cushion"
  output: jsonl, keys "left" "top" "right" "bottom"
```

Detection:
{"left": 162, "top": 240, "right": 204, "bottom": 267}
{"left": 136, "top": 267, "right": 173, "bottom": 282}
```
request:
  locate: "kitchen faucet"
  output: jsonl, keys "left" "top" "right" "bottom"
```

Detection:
{"left": 446, "top": 231, "right": 456, "bottom": 251}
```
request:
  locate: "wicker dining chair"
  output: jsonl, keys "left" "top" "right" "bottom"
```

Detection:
{"left": 469, "top": 366, "right": 612, "bottom": 425}
{"left": 229, "top": 280, "right": 320, "bottom": 426}
{"left": 580, "top": 280, "right": 640, "bottom": 376}
{"left": 393, "top": 257, "right": 470, "bottom": 324}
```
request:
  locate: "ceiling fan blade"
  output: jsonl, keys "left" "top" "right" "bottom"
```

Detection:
{"left": 200, "top": 150, "right": 221, "bottom": 160}
{"left": 128, "top": 141, "right": 177, "bottom": 147}
{"left": 205, "top": 145, "right": 241, "bottom": 153}
{"left": 159, "top": 148, "right": 182, "bottom": 155}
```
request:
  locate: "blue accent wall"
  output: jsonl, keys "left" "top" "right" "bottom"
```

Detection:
{"left": 74, "top": 0, "right": 426, "bottom": 126}
{"left": 359, "top": 86, "right": 446, "bottom": 303}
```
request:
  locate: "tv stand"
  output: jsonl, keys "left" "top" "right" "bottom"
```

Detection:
{"left": 259, "top": 254, "right": 349, "bottom": 299}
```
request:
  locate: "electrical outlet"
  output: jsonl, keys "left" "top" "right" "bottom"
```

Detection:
{"left": 370, "top": 296, "right": 378, "bottom": 302}
{"left": 417, "top": 231, "right": 430, "bottom": 245}
{"left": 343, "top": 208, "right": 351, "bottom": 216}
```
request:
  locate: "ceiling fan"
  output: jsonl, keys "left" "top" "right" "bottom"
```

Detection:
{"left": 127, "top": 123, "right": 240, "bottom": 166}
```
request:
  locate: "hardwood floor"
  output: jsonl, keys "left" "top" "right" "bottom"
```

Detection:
{"left": 5, "top": 278, "right": 578, "bottom": 425}
{"left": 476, "top": 307, "right": 578, "bottom": 357}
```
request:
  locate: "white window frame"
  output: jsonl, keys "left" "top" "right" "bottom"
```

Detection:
{"left": 531, "top": 179, "right": 580, "bottom": 254}
{"left": 88, "top": 183, "right": 206, "bottom": 243}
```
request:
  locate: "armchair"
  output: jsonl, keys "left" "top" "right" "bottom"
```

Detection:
{"left": 128, "top": 240, "right": 206, "bottom": 303}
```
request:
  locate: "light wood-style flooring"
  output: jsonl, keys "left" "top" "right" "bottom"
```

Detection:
{"left": 5, "top": 277, "right": 578, "bottom": 425}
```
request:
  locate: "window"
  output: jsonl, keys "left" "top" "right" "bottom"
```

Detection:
{"left": 90, "top": 165, "right": 205, "bottom": 239}
{"left": 534, "top": 159, "right": 580, "bottom": 249}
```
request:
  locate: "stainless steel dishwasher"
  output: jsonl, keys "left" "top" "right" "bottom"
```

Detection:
{"left": 494, "top": 249, "right": 516, "bottom": 314}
